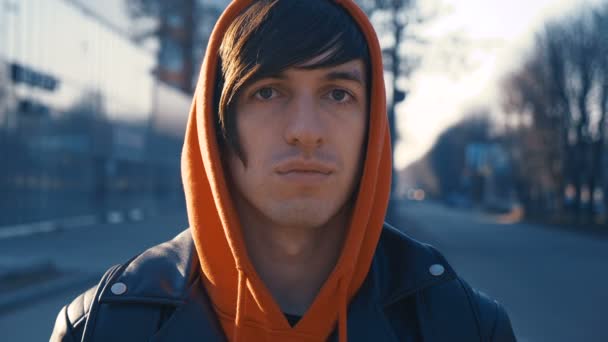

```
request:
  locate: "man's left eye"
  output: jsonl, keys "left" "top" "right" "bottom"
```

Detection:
{"left": 329, "top": 89, "right": 350, "bottom": 102}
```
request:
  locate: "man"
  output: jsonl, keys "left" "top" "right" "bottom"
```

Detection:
{"left": 51, "top": 0, "right": 516, "bottom": 341}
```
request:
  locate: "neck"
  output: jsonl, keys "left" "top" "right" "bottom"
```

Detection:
{"left": 236, "top": 199, "right": 350, "bottom": 315}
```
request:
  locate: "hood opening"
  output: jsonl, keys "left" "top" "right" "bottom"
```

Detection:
{"left": 181, "top": 0, "right": 391, "bottom": 340}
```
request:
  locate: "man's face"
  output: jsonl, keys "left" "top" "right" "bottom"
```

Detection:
{"left": 226, "top": 59, "right": 368, "bottom": 229}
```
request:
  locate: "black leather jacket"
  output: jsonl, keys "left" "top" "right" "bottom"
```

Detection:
{"left": 51, "top": 224, "right": 516, "bottom": 341}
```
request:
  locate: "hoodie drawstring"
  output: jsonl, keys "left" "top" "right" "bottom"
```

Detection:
{"left": 233, "top": 268, "right": 246, "bottom": 342}
{"left": 338, "top": 277, "right": 349, "bottom": 342}
{"left": 233, "top": 270, "right": 349, "bottom": 342}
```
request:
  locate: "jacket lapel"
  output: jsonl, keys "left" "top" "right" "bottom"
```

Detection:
{"left": 372, "top": 224, "right": 459, "bottom": 342}
{"left": 150, "top": 276, "right": 227, "bottom": 342}
{"left": 341, "top": 267, "right": 401, "bottom": 342}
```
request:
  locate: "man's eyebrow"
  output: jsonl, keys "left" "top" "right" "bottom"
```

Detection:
{"left": 269, "top": 73, "right": 288, "bottom": 80}
{"left": 324, "top": 70, "right": 364, "bottom": 86}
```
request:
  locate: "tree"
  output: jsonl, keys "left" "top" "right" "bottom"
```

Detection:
{"left": 430, "top": 112, "right": 492, "bottom": 197}
{"left": 502, "top": 3, "right": 608, "bottom": 223}
{"left": 400, "top": 110, "right": 496, "bottom": 206}
{"left": 358, "top": 0, "right": 431, "bottom": 223}
{"left": 502, "top": 31, "right": 567, "bottom": 217}
{"left": 126, "top": 0, "right": 225, "bottom": 93}
{"left": 589, "top": 4, "right": 608, "bottom": 220}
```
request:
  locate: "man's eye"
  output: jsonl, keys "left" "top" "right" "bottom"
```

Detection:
{"left": 329, "top": 89, "right": 350, "bottom": 102}
{"left": 255, "top": 87, "right": 276, "bottom": 100}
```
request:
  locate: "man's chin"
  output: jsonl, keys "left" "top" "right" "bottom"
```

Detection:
{"left": 267, "top": 203, "right": 337, "bottom": 230}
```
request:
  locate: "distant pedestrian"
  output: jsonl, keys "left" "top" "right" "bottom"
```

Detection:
{"left": 51, "top": 1, "right": 515, "bottom": 341}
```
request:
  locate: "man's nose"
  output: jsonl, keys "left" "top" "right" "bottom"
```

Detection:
{"left": 283, "top": 94, "right": 325, "bottom": 151}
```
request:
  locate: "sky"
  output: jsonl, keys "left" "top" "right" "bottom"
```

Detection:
{"left": 394, "top": 0, "right": 605, "bottom": 168}
{"left": 75, "top": 0, "right": 604, "bottom": 169}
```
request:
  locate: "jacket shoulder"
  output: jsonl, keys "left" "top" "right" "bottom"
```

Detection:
{"left": 99, "top": 228, "right": 198, "bottom": 304}
{"left": 50, "top": 261, "right": 123, "bottom": 342}
{"left": 50, "top": 285, "right": 97, "bottom": 342}
{"left": 378, "top": 223, "right": 516, "bottom": 341}
{"left": 50, "top": 229, "right": 196, "bottom": 341}
{"left": 461, "top": 279, "right": 517, "bottom": 341}
{"left": 375, "top": 223, "right": 459, "bottom": 303}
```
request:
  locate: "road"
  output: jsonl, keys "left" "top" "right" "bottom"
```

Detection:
{"left": 398, "top": 201, "right": 608, "bottom": 342}
{"left": 1, "top": 202, "right": 607, "bottom": 341}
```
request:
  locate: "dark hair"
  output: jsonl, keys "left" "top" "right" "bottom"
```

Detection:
{"left": 215, "top": 0, "right": 371, "bottom": 159}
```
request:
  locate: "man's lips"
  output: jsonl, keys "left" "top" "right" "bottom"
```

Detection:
{"left": 274, "top": 159, "right": 335, "bottom": 175}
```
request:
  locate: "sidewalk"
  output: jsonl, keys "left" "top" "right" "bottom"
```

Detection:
{"left": 0, "top": 208, "right": 147, "bottom": 240}
{"left": 0, "top": 210, "right": 188, "bottom": 318}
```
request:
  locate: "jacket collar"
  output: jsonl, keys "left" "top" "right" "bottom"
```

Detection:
{"left": 374, "top": 223, "right": 457, "bottom": 307}
{"left": 98, "top": 224, "right": 456, "bottom": 341}
{"left": 100, "top": 229, "right": 198, "bottom": 306}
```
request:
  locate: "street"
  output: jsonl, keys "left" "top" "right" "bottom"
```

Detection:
{"left": 0, "top": 202, "right": 606, "bottom": 341}
{"left": 399, "top": 201, "right": 608, "bottom": 342}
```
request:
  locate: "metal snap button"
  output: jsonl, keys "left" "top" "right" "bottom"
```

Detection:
{"left": 429, "top": 264, "right": 445, "bottom": 277}
{"left": 111, "top": 282, "right": 128, "bottom": 295}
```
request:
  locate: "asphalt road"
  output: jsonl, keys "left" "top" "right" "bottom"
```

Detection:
{"left": 397, "top": 201, "right": 608, "bottom": 342}
{"left": 1, "top": 202, "right": 606, "bottom": 341}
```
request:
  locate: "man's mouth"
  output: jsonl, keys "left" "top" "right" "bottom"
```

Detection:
{"left": 275, "top": 159, "right": 335, "bottom": 175}
{"left": 274, "top": 159, "right": 335, "bottom": 184}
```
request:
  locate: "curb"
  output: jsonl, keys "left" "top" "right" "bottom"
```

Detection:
{"left": 0, "top": 272, "right": 101, "bottom": 315}
{"left": 0, "top": 208, "right": 147, "bottom": 240}
{"left": 0, "top": 258, "right": 55, "bottom": 280}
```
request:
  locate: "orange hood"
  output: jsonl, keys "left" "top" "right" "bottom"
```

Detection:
{"left": 181, "top": 0, "right": 391, "bottom": 341}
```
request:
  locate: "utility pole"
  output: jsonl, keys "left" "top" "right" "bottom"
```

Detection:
{"left": 385, "top": 0, "right": 408, "bottom": 225}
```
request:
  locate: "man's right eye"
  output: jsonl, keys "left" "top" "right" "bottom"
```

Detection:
{"left": 255, "top": 87, "right": 276, "bottom": 100}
